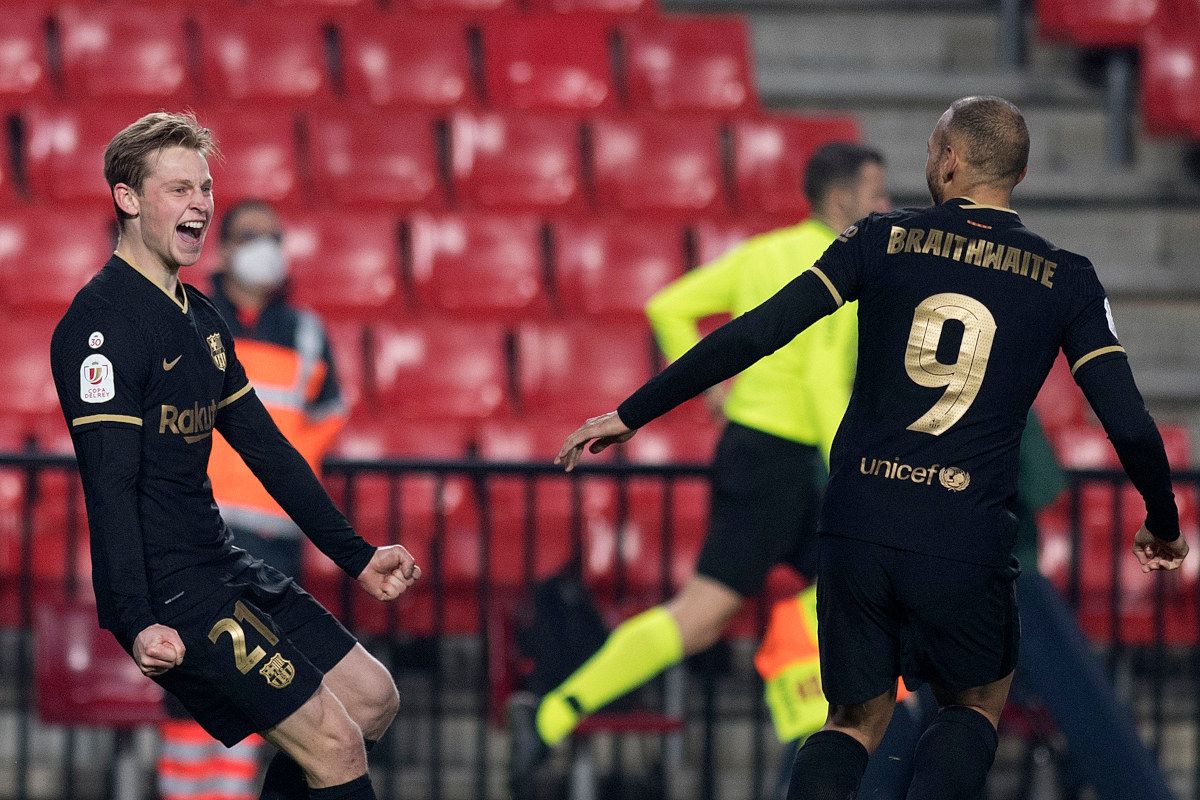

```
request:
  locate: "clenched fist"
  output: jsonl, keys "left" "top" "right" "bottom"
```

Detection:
{"left": 358, "top": 545, "right": 421, "bottom": 601}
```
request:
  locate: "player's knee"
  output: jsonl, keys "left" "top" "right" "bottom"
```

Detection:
{"left": 310, "top": 713, "right": 367, "bottom": 781}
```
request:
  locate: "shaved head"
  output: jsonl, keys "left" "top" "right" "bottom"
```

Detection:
{"left": 932, "top": 96, "right": 1029, "bottom": 195}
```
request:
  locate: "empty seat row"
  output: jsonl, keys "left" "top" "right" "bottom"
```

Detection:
{"left": 0, "top": 9, "right": 751, "bottom": 113}
{"left": 7, "top": 0, "right": 655, "bottom": 16}
{"left": 1035, "top": 0, "right": 1200, "bottom": 140}
{"left": 1, "top": 313, "right": 711, "bottom": 430}
{"left": 0, "top": 206, "right": 783, "bottom": 320}
{"left": 1, "top": 106, "right": 859, "bottom": 217}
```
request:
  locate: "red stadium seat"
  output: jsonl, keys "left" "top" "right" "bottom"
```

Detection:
{"left": 622, "top": 16, "right": 755, "bottom": 113}
{"left": 196, "top": 10, "right": 330, "bottom": 104}
{"left": 408, "top": 211, "right": 547, "bottom": 319}
{"left": 373, "top": 318, "right": 509, "bottom": 420}
{"left": 0, "top": 9, "right": 51, "bottom": 100}
{"left": 35, "top": 600, "right": 163, "bottom": 725}
{"left": 553, "top": 216, "right": 685, "bottom": 318}
{"left": 0, "top": 316, "right": 59, "bottom": 436}
{"left": 591, "top": 114, "right": 725, "bottom": 215}
{"left": 527, "top": 0, "right": 653, "bottom": 15}
{"left": 450, "top": 111, "right": 585, "bottom": 211}
{"left": 321, "top": 320, "right": 367, "bottom": 414}
{"left": 475, "top": 416, "right": 616, "bottom": 587}
{"left": 482, "top": 16, "right": 615, "bottom": 111}
{"left": 1033, "top": 354, "right": 1085, "bottom": 432}
{"left": 1056, "top": 423, "right": 1191, "bottom": 470}
{"left": 0, "top": 207, "right": 112, "bottom": 315}
{"left": 732, "top": 115, "right": 862, "bottom": 217}
{"left": 57, "top": 5, "right": 191, "bottom": 102}
{"left": 312, "top": 413, "right": 479, "bottom": 634}
{"left": 23, "top": 105, "right": 157, "bottom": 203}
{"left": 1035, "top": 0, "right": 1157, "bottom": 47}
{"left": 340, "top": 16, "right": 474, "bottom": 109}
{"left": 1140, "top": 0, "right": 1200, "bottom": 136}
{"left": 515, "top": 320, "right": 653, "bottom": 417}
{"left": 281, "top": 211, "right": 402, "bottom": 320}
{"left": 393, "top": 0, "right": 518, "bottom": 14}
{"left": 307, "top": 108, "right": 442, "bottom": 210}
{"left": 196, "top": 107, "right": 302, "bottom": 205}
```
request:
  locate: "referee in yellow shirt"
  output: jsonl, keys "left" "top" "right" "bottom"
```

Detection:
{"left": 509, "top": 142, "right": 891, "bottom": 794}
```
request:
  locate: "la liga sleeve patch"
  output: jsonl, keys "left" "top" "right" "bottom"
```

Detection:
{"left": 80, "top": 354, "right": 116, "bottom": 403}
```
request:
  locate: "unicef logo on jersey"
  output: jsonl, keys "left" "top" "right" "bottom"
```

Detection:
{"left": 938, "top": 466, "right": 971, "bottom": 492}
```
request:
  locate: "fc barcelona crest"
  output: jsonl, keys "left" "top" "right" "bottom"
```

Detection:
{"left": 259, "top": 653, "right": 295, "bottom": 689}
{"left": 206, "top": 332, "right": 227, "bottom": 372}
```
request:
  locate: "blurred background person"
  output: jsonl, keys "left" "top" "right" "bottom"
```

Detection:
{"left": 156, "top": 199, "right": 347, "bottom": 800}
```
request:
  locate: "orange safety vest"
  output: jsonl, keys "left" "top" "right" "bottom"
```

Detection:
{"left": 207, "top": 299, "right": 346, "bottom": 537}
{"left": 756, "top": 586, "right": 910, "bottom": 742}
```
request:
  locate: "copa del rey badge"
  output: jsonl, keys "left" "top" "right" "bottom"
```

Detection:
{"left": 80, "top": 354, "right": 115, "bottom": 403}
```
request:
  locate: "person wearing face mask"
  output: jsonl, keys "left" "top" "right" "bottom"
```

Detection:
{"left": 156, "top": 199, "right": 350, "bottom": 800}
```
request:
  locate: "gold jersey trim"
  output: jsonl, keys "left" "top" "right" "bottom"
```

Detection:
{"left": 72, "top": 413, "right": 143, "bottom": 428}
{"left": 956, "top": 196, "right": 1018, "bottom": 214}
{"left": 1071, "top": 345, "right": 1126, "bottom": 375}
{"left": 809, "top": 267, "right": 844, "bottom": 307}
{"left": 114, "top": 251, "right": 189, "bottom": 314}
{"left": 217, "top": 383, "right": 253, "bottom": 409}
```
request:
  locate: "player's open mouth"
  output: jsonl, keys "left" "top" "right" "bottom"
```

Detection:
{"left": 176, "top": 220, "right": 205, "bottom": 245}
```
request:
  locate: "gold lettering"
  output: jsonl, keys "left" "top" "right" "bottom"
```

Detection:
{"left": 941, "top": 232, "right": 957, "bottom": 258}
{"left": 905, "top": 228, "right": 925, "bottom": 254}
{"left": 178, "top": 409, "right": 194, "bottom": 434}
{"left": 951, "top": 235, "right": 969, "bottom": 262}
{"left": 1027, "top": 254, "right": 1043, "bottom": 281}
{"left": 896, "top": 465, "right": 912, "bottom": 480}
{"left": 978, "top": 241, "right": 999, "bottom": 269}
{"left": 922, "top": 228, "right": 944, "bottom": 255}
{"left": 159, "top": 405, "right": 179, "bottom": 434}
{"left": 1001, "top": 246, "right": 1021, "bottom": 274}
{"left": 964, "top": 238, "right": 986, "bottom": 266}
{"left": 860, "top": 458, "right": 872, "bottom": 475}
{"left": 887, "top": 226, "right": 907, "bottom": 255}
{"left": 1020, "top": 249, "right": 1032, "bottom": 277}
{"left": 1040, "top": 260, "right": 1056, "bottom": 288}
{"left": 926, "top": 465, "right": 939, "bottom": 485}
{"left": 911, "top": 467, "right": 927, "bottom": 483}
{"left": 981, "top": 243, "right": 1004, "bottom": 270}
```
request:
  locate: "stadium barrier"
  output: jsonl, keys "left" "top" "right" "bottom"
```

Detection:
{"left": 1, "top": 448, "right": 1198, "bottom": 799}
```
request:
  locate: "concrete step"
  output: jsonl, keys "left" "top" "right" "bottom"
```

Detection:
{"left": 1019, "top": 206, "right": 1200, "bottom": 296}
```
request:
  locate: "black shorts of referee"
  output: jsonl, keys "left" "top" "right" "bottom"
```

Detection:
{"left": 696, "top": 421, "right": 824, "bottom": 596}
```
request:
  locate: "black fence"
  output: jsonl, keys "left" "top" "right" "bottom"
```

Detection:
{"left": 1, "top": 449, "right": 1198, "bottom": 799}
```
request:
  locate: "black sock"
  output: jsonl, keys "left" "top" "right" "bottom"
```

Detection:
{"left": 308, "top": 774, "right": 376, "bottom": 800}
{"left": 786, "top": 729, "right": 870, "bottom": 800}
{"left": 260, "top": 749, "right": 307, "bottom": 800}
{"left": 905, "top": 705, "right": 998, "bottom": 800}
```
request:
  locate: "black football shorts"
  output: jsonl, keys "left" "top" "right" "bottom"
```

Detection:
{"left": 696, "top": 422, "right": 823, "bottom": 596}
{"left": 122, "top": 559, "right": 358, "bottom": 746}
{"left": 816, "top": 534, "right": 1020, "bottom": 706}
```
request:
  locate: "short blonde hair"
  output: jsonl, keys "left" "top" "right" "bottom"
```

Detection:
{"left": 103, "top": 111, "right": 219, "bottom": 223}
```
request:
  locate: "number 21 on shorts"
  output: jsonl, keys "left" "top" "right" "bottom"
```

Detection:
{"left": 904, "top": 292, "right": 997, "bottom": 436}
{"left": 209, "top": 600, "right": 280, "bottom": 674}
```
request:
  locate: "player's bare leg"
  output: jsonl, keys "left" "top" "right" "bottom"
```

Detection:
{"left": 322, "top": 643, "right": 402, "bottom": 742}
{"left": 905, "top": 671, "right": 1014, "bottom": 800}
{"left": 785, "top": 686, "right": 896, "bottom": 799}
{"left": 263, "top": 684, "right": 369, "bottom": 790}
{"left": 665, "top": 574, "right": 745, "bottom": 654}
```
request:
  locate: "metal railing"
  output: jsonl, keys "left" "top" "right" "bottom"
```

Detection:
{"left": 1, "top": 449, "right": 1198, "bottom": 799}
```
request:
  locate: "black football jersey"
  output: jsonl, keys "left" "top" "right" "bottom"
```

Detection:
{"left": 810, "top": 197, "right": 1125, "bottom": 566}
{"left": 51, "top": 255, "right": 254, "bottom": 625}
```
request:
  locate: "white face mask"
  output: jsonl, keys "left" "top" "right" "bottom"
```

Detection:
{"left": 229, "top": 237, "right": 287, "bottom": 289}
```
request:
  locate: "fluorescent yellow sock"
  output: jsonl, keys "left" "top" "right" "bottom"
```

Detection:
{"left": 535, "top": 606, "right": 684, "bottom": 746}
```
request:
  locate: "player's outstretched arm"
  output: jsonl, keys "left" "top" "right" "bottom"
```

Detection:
{"left": 133, "top": 623, "right": 186, "bottom": 676}
{"left": 1074, "top": 356, "right": 1186, "bottom": 570}
{"left": 357, "top": 545, "right": 422, "bottom": 601}
{"left": 555, "top": 411, "right": 636, "bottom": 472}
